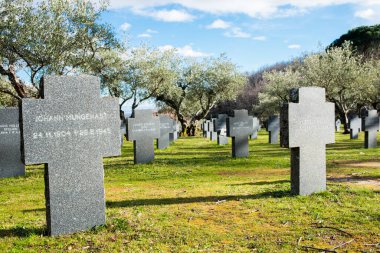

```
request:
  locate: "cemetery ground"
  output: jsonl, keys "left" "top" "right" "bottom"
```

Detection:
{"left": 0, "top": 131, "right": 379, "bottom": 252}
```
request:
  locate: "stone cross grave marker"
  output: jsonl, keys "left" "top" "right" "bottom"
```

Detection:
{"left": 208, "top": 119, "right": 217, "bottom": 141}
{"left": 335, "top": 119, "right": 341, "bottom": 132}
{"left": 127, "top": 110, "right": 160, "bottom": 164}
{"left": 285, "top": 87, "right": 334, "bottom": 196}
{"left": 0, "top": 108, "right": 25, "bottom": 178}
{"left": 213, "top": 114, "right": 228, "bottom": 145}
{"left": 226, "top": 110, "right": 254, "bottom": 158}
{"left": 250, "top": 117, "right": 260, "bottom": 140}
{"left": 21, "top": 75, "right": 120, "bottom": 236}
{"left": 348, "top": 115, "right": 361, "bottom": 139}
{"left": 203, "top": 120, "right": 211, "bottom": 139}
{"left": 169, "top": 119, "right": 178, "bottom": 143}
{"left": 157, "top": 115, "right": 173, "bottom": 149}
{"left": 361, "top": 109, "right": 379, "bottom": 148}
{"left": 267, "top": 115, "right": 279, "bottom": 144}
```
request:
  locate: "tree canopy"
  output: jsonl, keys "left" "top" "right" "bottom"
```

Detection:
{"left": 329, "top": 24, "right": 380, "bottom": 58}
{"left": 0, "top": 0, "right": 118, "bottom": 99}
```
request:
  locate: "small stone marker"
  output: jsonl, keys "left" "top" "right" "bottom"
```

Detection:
{"left": 21, "top": 75, "right": 120, "bottom": 236}
{"left": 335, "top": 119, "right": 341, "bottom": 132}
{"left": 284, "top": 87, "right": 334, "bottom": 196}
{"left": 208, "top": 119, "right": 217, "bottom": 141}
{"left": 250, "top": 117, "right": 260, "bottom": 140}
{"left": 204, "top": 120, "right": 211, "bottom": 139}
{"left": 361, "top": 109, "right": 379, "bottom": 148}
{"left": 127, "top": 110, "right": 160, "bottom": 164}
{"left": 213, "top": 114, "right": 228, "bottom": 145}
{"left": 226, "top": 110, "right": 254, "bottom": 158}
{"left": 348, "top": 115, "right": 361, "bottom": 139}
{"left": 267, "top": 115, "right": 279, "bottom": 144}
{"left": 169, "top": 119, "right": 179, "bottom": 142}
{"left": 0, "top": 108, "right": 25, "bottom": 178}
{"left": 157, "top": 115, "right": 173, "bottom": 149}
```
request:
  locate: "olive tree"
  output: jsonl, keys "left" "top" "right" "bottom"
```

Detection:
{"left": 156, "top": 54, "right": 246, "bottom": 135}
{"left": 0, "top": 0, "right": 118, "bottom": 99}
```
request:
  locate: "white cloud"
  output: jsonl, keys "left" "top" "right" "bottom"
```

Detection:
{"left": 120, "top": 22, "right": 131, "bottom": 31}
{"left": 137, "top": 33, "right": 152, "bottom": 38}
{"left": 109, "top": 1, "right": 380, "bottom": 19}
{"left": 206, "top": 19, "right": 231, "bottom": 29}
{"left": 159, "top": 44, "right": 210, "bottom": 57}
{"left": 146, "top": 28, "right": 158, "bottom": 33}
{"left": 253, "top": 36, "right": 267, "bottom": 41}
{"left": 224, "top": 27, "right": 251, "bottom": 38}
{"left": 288, "top": 44, "right": 301, "bottom": 49}
{"left": 137, "top": 9, "right": 195, "bottom": 22}
{"left": 355, "top": 9, "right": 376, "bottom": 19}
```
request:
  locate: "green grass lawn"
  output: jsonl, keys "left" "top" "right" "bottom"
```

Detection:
{"left": 0, "top": 130, "right": 379, "bottom": 252}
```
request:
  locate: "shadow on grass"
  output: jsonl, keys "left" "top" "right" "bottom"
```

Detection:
{"left": 22, "top": 208, "right": 45, "bottom": 213}
{"left": 106, "top": 190, "right": 293, "bottom": 208}
{"left": 231, "top": 180, "right": 290, "bottom": 186}
{"left": 0, "top": 226, "right": 46, "bottom": 238}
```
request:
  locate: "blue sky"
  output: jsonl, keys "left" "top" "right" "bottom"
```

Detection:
{"left": 100, "top": 0, "right": 380, "bottom": 113}
{"left": 102, "top": 0, "right": 380, "bottom": 73}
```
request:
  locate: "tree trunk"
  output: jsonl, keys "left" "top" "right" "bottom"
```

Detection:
{"left": 176, "top": 112, "right": 187, "bottom": 136}
{"left": 337, "top": 108, "right": 350, "bottom": 134}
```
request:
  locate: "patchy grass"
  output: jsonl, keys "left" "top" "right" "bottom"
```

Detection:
{"left": 0, "top": 130, "right": 379, "bottom": 252}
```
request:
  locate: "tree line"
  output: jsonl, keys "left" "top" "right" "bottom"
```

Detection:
{"left": 1, "top": 0, "right": 379, "bottom": 135}
{"left": 0, "top": 0, "right": 246, "bottom": 135}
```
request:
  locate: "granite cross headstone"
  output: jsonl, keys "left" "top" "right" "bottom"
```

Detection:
{"left": 348, "top": 115, "right": 361, "bottom": 139}
{"left": 267, "top": 115, "right": 279, "bottom": 144}
{"left": 157, "top": 115, "right": 173, "bottom": 149}
{"left": 285, "top": 87, "right": 334, "bottom": 196}
{"left": 203, "top": 120, "right": 211, "bottom": 139}
{"left": 250, "top": 117, "right": 260, "bottom": 140}
{"left": 361, "top": 109, "right": 379, "bottom": 148}
{"left": 208, "top": 119, "right": 217, "bottom": 141}
{"left": 226, "top": 110, "right": 254, "bottom": 158}
{"left": 127, "top": 110, "right": 160, "bottom": 164}
{"left": 213, "top": 114, "right": 228, "bottom": 145}
{"left": 21, "top": 75, "right": 120, "bottom": 236}
{"left": 169, "top": 119, "right": 178, "bottom": 142}
{"left": 335, "top": 119, "right": 341, "bottom": 132}
{"left": 0, "top": 108, "right": 25, "bottom": 178}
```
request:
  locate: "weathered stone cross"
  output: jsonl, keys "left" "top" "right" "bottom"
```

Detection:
{"left": 286, "top": 87, "right": 334, "bottom": 195}
{"left": 348, "top": 115, "right": 361, "bottom": 139}
{"left": 361, "top": 109, "right": 379, "bottom": 148}
{"left": 0, "top": 108, "right": 25, "bottom": 178}
{"left": 127, "top": 109, "right": 160, "bottom": 163}
{"left": 267, "top": 115, "right": 279, "bottom": 144}
{"left": 226, "top": 110, "right": 254, "bottom": 158}
{"left": 213, "top": 114, "right": 228, "bottom": 145}
{"left": 21, "top": 75, "right": 120, "bottom": 235}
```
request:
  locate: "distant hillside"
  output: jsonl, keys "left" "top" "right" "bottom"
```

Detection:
{"left": 329, "top": 24, "right": 380, "bottom": 58}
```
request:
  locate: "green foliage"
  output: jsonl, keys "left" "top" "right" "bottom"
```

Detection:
{"left": 0, "top": 0, "right": 118, "bottom": 98}
{"left": 257, "top": 42, "right": 379, "bottom": 130}
{"left": 330, "top": 24, "right": 380, "bottom": 58}
{"left": 0, "top": 132, "right": 379, "bottom": 252}
{"left": 155, "top": 54, "right": 246, "bottom": 133}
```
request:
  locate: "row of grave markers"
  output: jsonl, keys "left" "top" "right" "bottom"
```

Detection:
{"left": 0, "top": 75, "right": 180, "bottom": 236}
{"left": 203, "top": 109, "right": 379, "bottom": 151}
{"left": 121, "top": 112, "right": 180, "bottom": 164}
{"left": 0, "top": 75, "right": 379, "bottom": 236}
